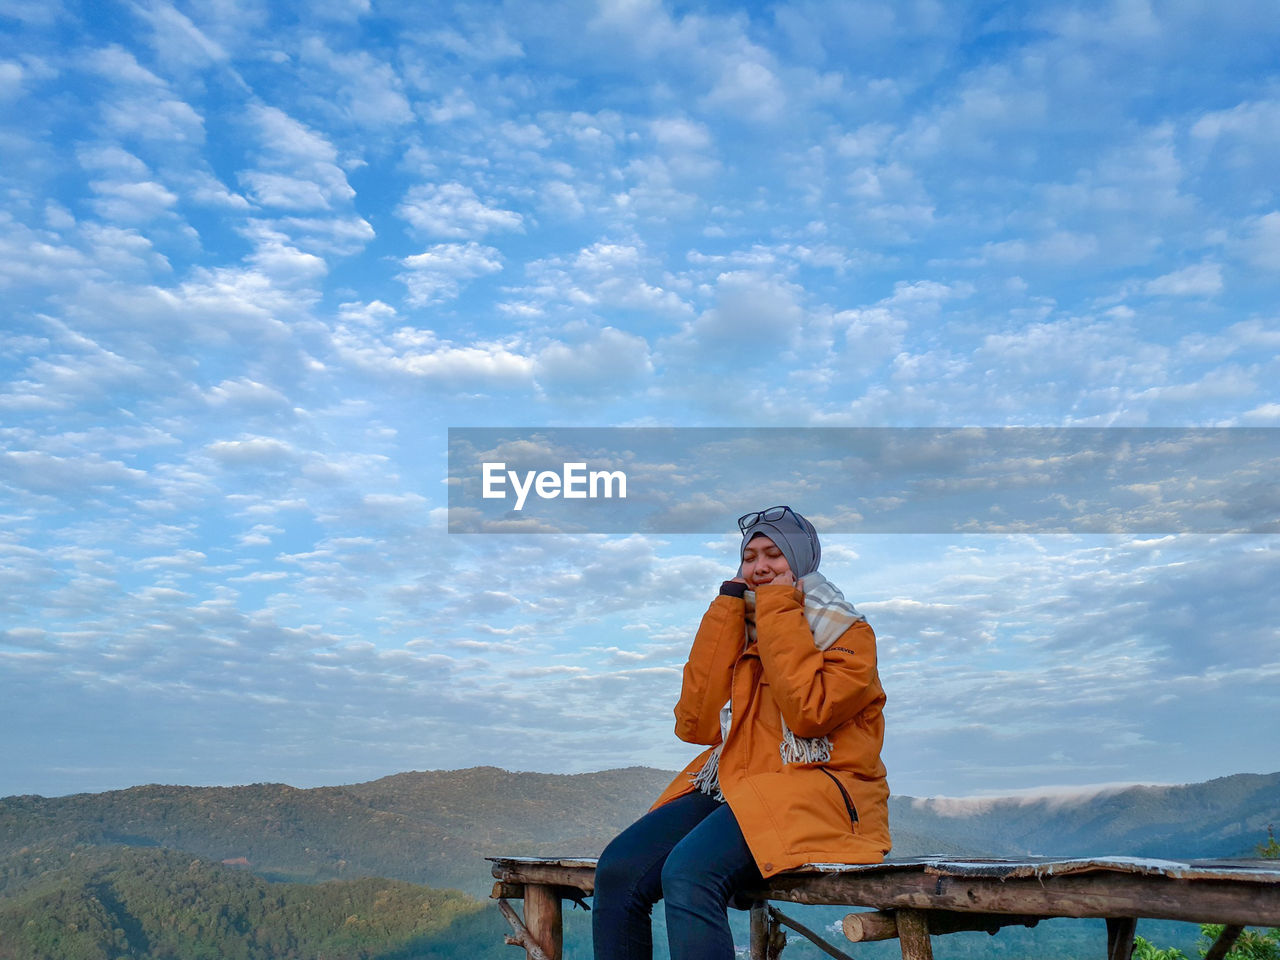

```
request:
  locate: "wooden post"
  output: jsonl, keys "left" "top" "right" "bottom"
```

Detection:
{"left": 1203, "top": 925, "right": 1244, "bottom": 960}
{"left": 524, "top": 883, "right": 563, "bottom": 960}
{"left": 1106, "top": 917, "right": 1137, "bottom": 960}
{"left": 896, "top": 909, "right": 934, "bottom": 960}
{"left": 844, "top": 911, "right": 902, "bottom": 942}
{"left": 844, "top": 910, "right": 1042, "bottom": 942}
{"left": 496, "top": 900, "right": 552, "bottom": 960}
{"left": 750, "top": 902, "right": 770, "bottom": 960}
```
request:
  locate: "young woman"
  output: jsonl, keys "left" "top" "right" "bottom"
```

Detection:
{"left": 592, "top": 506, "right": 890, "bottom": 960}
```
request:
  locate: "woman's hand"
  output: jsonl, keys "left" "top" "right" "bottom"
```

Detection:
{"left": 764, "top": 570, "right": 798, "bottom": 589}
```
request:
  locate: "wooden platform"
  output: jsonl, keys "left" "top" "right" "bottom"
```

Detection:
{"left": 488, "top": 855, "right": 1280, "bottom": 960}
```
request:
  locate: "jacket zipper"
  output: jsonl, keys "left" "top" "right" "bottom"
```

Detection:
{"left": 819, "top": 768, "right": 859, "bottom": 831}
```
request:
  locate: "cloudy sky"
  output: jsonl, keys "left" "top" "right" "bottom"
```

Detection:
{"left": 2, "top": 0, "right": 1278, "bottom": 801}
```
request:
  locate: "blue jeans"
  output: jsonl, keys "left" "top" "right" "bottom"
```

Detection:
{"left": 592, "top": 791, "right": 764, "bottom": 960}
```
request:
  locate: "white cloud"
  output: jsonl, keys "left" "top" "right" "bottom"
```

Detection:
{"left": 88, "top": 179, "right": 179, "bottom": 223}
{"left": 77, "top": 143, "right": 149, "bottom": 177}
{"left": 204, "top": 378, "right": 293, "bottom": 412}
{"left": 85, "top": 44, "right": 168, "bottom": 88}
{"left": 241, "top": 172, "right": 333, "bottom": 211}
{"left": 84, "top": 47, "right": 205, "bottom": 142}
{"left": 101, "top": 95, "right": 205, "bottom": 143}
{"left": 1241, "top": 403, "right": 1280, "bottom": 424}
{"left": 701, "top": 54, "right": 785, "bottom": 122}
{"left": 499, "top": 120, "right": 550, "bottom": 149}
{"left": 80, "top": 223, "right": 172, "bottom": 275}
{"left": 331, "top": 324, "right": 535, "bottom": 387}
{"left": 1144, "top": 262, "right": 1222, "bottom": 297}
{"left": 508, "top": 241, "right": 692, "bottom": 319}
{"left": 672, "top": 270, "right": 806, "bottom": 358}
{"left": 241, "top": 223, "right": 328, "bottom": 284}
{"left": 1191, "top": 99, "right": 1280, "bottom": 146}
{"left": 62, "top": 264, "right": 310, "bottom": 347}
{"left": 1239, "top": 212, "right": 1280, "bottom": 272}
{"left": 244, "top": 105, "right": 355, "bottom": 210}
{"left": 650, "top": 116, "right": 712, "bottom": 152}
{"left": 976, "top": 232, "right": 1100, "bottom": 267}
{"left": 397, "top": 182, "right": 524, "bottom": 238}
{"left": 415, "top": 22, "right": 523, "bottom": 62}
{"left": 300, "top": 37, "right": 413, "bottom": 128}
{"left": 413, "top": 87, "right": 475, "bottom": 124}
{"left": 183, "top": 171, "right": 251, "bottom": 210}
{"left": 0, "top": 450, "right": 149, "bottom": 495}
{"left": 836, "top": 123, "right": 896, "bottom": 160}
{"left": 273, "top": 215, "right": 374, "bottom": 256}
{"left": 539, "top": 181, "right": 586, "bottom": 218}
{"left": 206, "top": 436, "right": 300, "bottom": 468}
{"left": 133, "top": 0, "right": 229, "bottom": 70}
{"left": 398, "top": 241, "right": 503, "bottom": 305}
{"left": 534, "top": 327, "right": 654, "bottom": 396}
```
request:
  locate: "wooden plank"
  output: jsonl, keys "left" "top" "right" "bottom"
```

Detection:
{"left": 754, "top": 871, "right": 1280, "bottom": 926}
{"left": 524, "top": 884, "right": 563, "bottom": 960}
{"left": 1106, "top": 917, "right": 1137, "bottom": 960}
{"left": 896, "top": 909, "right": 934, "bottom": 960}
{"left": 492, "top": 861, "right": 596, "bottom": 893}
{"left": 1203, "top": 925, "right": 1244, "bottom": 960}
{"left": 488, "top": 859, "right": 1280, "bottom": 926}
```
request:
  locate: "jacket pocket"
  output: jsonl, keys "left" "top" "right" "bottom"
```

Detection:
{"left": 818, "top": 767, "right": 859, "bottom": 832}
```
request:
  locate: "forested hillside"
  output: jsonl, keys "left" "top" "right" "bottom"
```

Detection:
{"left": 0, "top": 846, "right": 501, "bottom": 960}
{"left": 2, "top": 768, "right": 1276, "bottom": 960}
{"left": 0, "top": 766, "right": 666, "bottom": 896}
{"left": 6, "top": 768, "right": 1277, "bottom": 897}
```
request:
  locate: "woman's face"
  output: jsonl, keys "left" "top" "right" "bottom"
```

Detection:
{"left": 740, "top": 534, "right": 793, "bottom": 588}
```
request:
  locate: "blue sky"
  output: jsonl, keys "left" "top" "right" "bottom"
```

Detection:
{"left": 1, "top": 0, "right": 1278, "bottom": 800}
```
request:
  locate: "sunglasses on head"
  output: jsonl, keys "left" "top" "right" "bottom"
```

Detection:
{"left": 737, "top": 505, "right": 804, "bottom": 533}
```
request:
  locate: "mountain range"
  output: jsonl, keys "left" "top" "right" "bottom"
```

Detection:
{"left": 4, "top": 767, "right": 1277, "bottom": 899}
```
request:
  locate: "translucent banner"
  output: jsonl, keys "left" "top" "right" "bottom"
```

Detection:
{"left": 447, "top": 428, "right": 1280, "bottom": 534}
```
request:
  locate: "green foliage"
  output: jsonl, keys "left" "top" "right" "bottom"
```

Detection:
{"left": 1194, "top": 926, "right": 1280, "bottom": 960}
{"left": 1257, "top": 825, "right": 1279, "bottom": 859}
{"left": 1133, "top": 828, "right": 1280, "bottom": 960}
{"left": 1133, "top": 931, "right": 1280, "bottom": 960}
{"left": 1134, "top": 936, "right": 1188, "bottom": 960}
{"left": 0, "top": 846, "right": 487, "bottom": 960}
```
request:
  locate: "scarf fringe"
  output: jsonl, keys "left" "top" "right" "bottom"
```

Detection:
{"left": 691, "top": 742, "right": 725, "bottom": 801}
{"left": 779, "top": 728, "right": 831, "bottom": 764}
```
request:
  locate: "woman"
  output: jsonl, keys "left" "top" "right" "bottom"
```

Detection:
{"left": 593, "top": 506, "right": 890, "bottom": 960}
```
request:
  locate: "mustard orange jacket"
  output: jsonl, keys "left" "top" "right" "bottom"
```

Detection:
{"left": 650, "top": 582, "right": 891, "bottom": 877}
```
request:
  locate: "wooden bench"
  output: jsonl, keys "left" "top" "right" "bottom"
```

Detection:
{"left": 488, "top": 855, "right": 1280, "bottom": 960}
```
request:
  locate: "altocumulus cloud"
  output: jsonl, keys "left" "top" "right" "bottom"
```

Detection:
{"left": 0, "top": 0, "right": 1277, "bottom": 798}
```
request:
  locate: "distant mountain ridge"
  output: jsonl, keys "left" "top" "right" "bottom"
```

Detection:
{"left": 3, "top": 768, "right": 1277, "bottom": 898}
{"left": 890, "top": 771, "right": 1280, "bottom": 861}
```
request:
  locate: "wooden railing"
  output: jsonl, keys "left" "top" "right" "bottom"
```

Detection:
{"left": 488, "top": 855, "right": 1280, "bottom": 960}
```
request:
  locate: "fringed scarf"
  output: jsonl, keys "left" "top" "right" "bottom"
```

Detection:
{"left": 691, "top": 571, "right": 865, "bottom": 801}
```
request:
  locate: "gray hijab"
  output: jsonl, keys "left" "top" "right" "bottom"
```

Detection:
{"left": 740, "top": 509, "right": 821, "bottom": 578}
